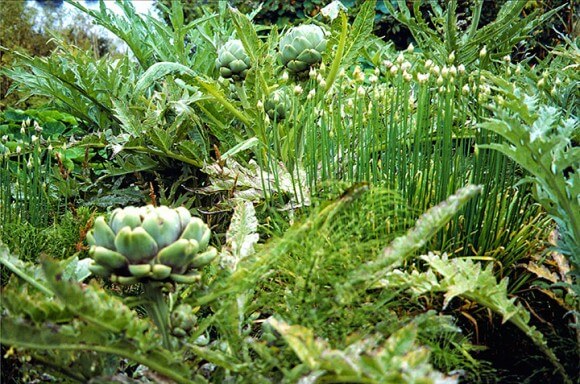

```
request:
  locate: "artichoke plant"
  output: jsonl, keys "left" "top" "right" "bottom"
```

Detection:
{"left": 215, "top": 39, "right": 251, "bottom": 80}
{"left": 265, "top": 88, "right": 291, "bottom": 120}
{"left": 87, "top": 205, "right": 217, "bottom": 285}
{"left": 279, "top": 24, "right": 327, "bottom": 74}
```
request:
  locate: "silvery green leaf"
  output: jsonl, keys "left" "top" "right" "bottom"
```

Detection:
{"left": 220, "top": 200, "right": 259, "bottom": 271}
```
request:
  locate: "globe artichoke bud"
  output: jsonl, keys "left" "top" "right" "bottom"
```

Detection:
{"left": 264, "top": 88, "right": 292, "bottom": 120}
{"left": 87, "top": 205, "right": 218, "bottom": 284}
{"left": 216, "top": 39, "right": 251, "bottom": 81}
{"left": 171, "top": 304, "right": 197, "bottom": 337}
{"left": 279, "top": 24, "right": 327, "bottom": 74}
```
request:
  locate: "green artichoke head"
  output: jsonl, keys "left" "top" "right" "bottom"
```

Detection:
{"left": 171, "top": 304, "right": 197, "bottom": 337}
{"left": 265, "top": 88, "right": 291, "bottom": 120}
{"left": 87, "top": 205, "right": 217, "bottom": 284}
{"left": 279, "top": 24, "right": 327, "bottom": 74}
{"left": 216, "top": 39, "right": 251, "bottom": 81}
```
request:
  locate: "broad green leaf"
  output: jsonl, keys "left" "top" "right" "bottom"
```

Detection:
{"left": 149, "top": 127, "right": 172, "bottom": 153}
{"left": 134, "top": 62, "right": 195, "bottom": 95}
{"left": 342, "top": 0, "right": 376, "bottom": 64}
{"left": 229, "top": 7, "right": 262, "bottom": 63}
{"left": 268, "top": 318, "right": 325, "bottom": 369}
{"left": 386, "top": 253, "right": 572, "bottom": 384}
{"left": 0, "top": 243, "right": 52, "bottom": 296}
{"left": 350, "top": 185, "right": 482, "bottom": 288}
{"left": 269, "top": 318, "right": 456, "bottom": 383}
{"left": 220, "top": 199, "right": 259, "bottom": 271}
{"left": 221, "top": 137, "right": 259, "bottom": 160}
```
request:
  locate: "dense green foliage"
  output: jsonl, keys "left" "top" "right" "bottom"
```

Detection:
{"left": 1, "top": 0, "right": 578, "bottom": 383}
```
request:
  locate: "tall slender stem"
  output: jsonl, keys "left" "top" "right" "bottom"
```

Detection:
{"left": 143, "top": 283, "right": 172, "bottom": 351}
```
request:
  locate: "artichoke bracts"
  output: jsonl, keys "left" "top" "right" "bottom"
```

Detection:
{"left": 171, "top": 304, "right": 197, "bottom": 337}
{"left": 265, "top": 88, "right": 291, "bottom": 120}
{"left": 216, "top": 39, "right": 251, "bottom": 80}
{"left": 87, "top": 205, "right": 217, "bottom": 284}
{"left": 279, "top": 25, "right": 327, "bottom": 74}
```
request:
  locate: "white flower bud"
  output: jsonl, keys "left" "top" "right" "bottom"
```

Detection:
{"left": 307, "top": 89, "right": 316, "bottom": 100}
{"left": 417, "top": 73, "right": 429, "bottom": 83}
{"left": 479, "top": 46, "right": 487, "bottom": 58}
{"left": 458, "top": 64, "right": 465, "bottom": 74}
{"left": 503, "top": 55, "right": 511, "bottom": 63}
{"left": 353, "top": 66, "right": 365, "bottom": 83}
{"left": 16, "top": 146, "right": 22, "bottom": 154}
{"left": 396, "top": 52, "right": 404, "bottom": 64}
{"left": 257, "top": 100, "right": 264, "bottom": 110}
{"left": 319, "top": 79, "right": 327, "bottom": 89}
{"left": 403, "top": 71, "right": 412, "bottom": 82}
{"left": 431, "top": 65, "right": 440, "bottom": 76}
{"left": 357, "top": 86, "right": 365, "bottom": 96}
{"left": 281, "top": 72, "right": 289, "bottom": 82}
{"left": 425, "top": 59, "right": 433, "bottom": 69}
{"left": 309, "top": 67, "right": 317, "bottom": 79}
{"left": 462, "top": 84, "right": 470, "bottom": 95}
{"left": 390, "top": 65, "right": 399, "bottom": 76}
{"left": 383, "top": 60, "right": 393, "bottom": 69}
{"left": 407, "top": 43, "right": 414, "bottom": 53}
{"left": 401, "top": 61, "right": 411, "bottom": 71}
{"left": 449, "top": 66, "right": 457, "bottom": 77}
{"left": 27, "top": 158, "right": 33, "bottom": 169}
{"left": 436, "top": 76, "right": 444, "bottom": 86}
{"left": 294, "top": 85, "right": 303, "bottom": 95}
{"left": 448, "top": 51, "right": 455, "bottom": 63}
{"left": 537, "top": 78, "right": 545, "bottom": 88}
{"left": 339, "top": 68, "right": 346, "bottom": 77}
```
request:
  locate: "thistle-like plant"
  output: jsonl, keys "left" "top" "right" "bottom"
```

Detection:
{"left": 479, "top": 79, "right": 579, "bottom": 284}
{"left": 87, "top": 205, "right": 217, "bottom": 350}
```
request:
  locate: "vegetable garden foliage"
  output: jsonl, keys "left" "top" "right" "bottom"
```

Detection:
{"left": 0, "top": 0, "right": 578, "bottom": 383}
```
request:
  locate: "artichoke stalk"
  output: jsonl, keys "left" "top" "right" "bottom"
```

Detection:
{"left": 279, "top": 24, "right": 327, "bottom": 74}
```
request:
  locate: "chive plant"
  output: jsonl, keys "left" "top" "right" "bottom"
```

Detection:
{"left": 0, "top": 120, "right": 53, "bottom": 241}
{"left": 259, "top": 52, "right": 543, "bottom": 264}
